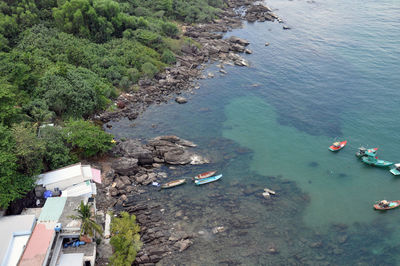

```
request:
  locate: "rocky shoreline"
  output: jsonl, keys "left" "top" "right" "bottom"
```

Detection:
{"left": 95, "top": 136, "right": 210, "bottom": 265}
{"left": 95, "top": 0, "right": 285, "bottom": 125}
{"left": 94, "top": 0, "right": 286, "bottom": 264}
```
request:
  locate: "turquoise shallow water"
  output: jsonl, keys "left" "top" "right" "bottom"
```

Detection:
{"left": 108, "top": 0, "right": 400, "bottom": 264}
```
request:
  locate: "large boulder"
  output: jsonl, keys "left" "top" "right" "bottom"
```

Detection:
{"left": 164, "top": 148, "right": 192, "bottom": 165}
{"left": 112, "top": 157, "right": 139, "bottom": 175}
{"left": 112, "top": 140, "right": 153, "bottom": 165}
{"left": 227, "top": 36, "right": 250, "bottom": 46}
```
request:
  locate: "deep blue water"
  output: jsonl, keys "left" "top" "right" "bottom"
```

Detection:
{"left": 108, "top": 0, "right": 400, "bottom": 264}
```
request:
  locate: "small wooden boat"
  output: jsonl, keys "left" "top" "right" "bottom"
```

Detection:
{"left": 193, "top": 171, "right": 217, "bottom": 180}
{"left": 374, "top": 200, "right": 400, "bottom": 210}
{"left": 194, "top": 174, "right": 222, "bottom": 185}
{"left": 329, "top": 140, "right": 347, "bottom": 151}
{"left": 355, "top": 147, "right": 378, "bottom": 158}
{"left": 390, "top": 164, "right": 400, "bottom": 175}
{"left": 361, "top": 156, "right": 394, "bottom": 167}
{"left": 161, "top": 179, "right": 186, "bottom": 189}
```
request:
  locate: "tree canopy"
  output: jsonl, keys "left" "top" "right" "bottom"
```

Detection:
{"left": 0, "top": 0, "right": 223, "bottom": 209}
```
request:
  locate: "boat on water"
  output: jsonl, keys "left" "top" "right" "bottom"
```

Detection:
{"left": 194, "top": 174, "right": 222, "bottom": 185}
{"left": 361, "top": 156, "right": 394, "bottom": 167}
{"left": 374, "top": 200, "right": 400, "bottom": 210}
{"left": 390, "top": 163, "right": 400, "bottom": 175}
{"left": 161, "top": 179, "right": 186, "bottom": 189}
{"left": 193, "top": 171, "right": 217, "bottom": 180}
{"left": 329, "top": 140, "right": 347, "bottom": 151}
{"left": 355, "top": 147, "right": 378, "bottom": 158}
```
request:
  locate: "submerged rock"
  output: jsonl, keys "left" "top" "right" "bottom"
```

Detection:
{"left": 175, "top": 97, "right": 188, "bottom": 104}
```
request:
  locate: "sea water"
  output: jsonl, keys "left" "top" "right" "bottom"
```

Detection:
{"left": 108, "top": 0, "right": 400, "bottom": 264}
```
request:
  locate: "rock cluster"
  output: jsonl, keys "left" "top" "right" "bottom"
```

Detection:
{"left": 111, "top": 202, "right": 194, "bottom": 265}
{"left": 101, "top": 136, "right": 207, "bottom": 206}
{"left": 95, "top": 1, "right": 284, "bottom": 124}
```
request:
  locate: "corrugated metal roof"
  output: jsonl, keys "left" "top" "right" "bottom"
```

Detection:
{"left": 36, "top": 163, "right": 83, "bottom": 186}
{"left": 61, "top": 181, "right": 94, "bottom": 198}
{"left": 19, "top": 223, "right": 55, "bottom": 266}
{"left": 38, "top": 197, "right": 67, "bottom": 222}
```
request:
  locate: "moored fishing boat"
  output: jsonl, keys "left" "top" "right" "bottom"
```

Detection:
{"left": 374, "top": 200, "right": 400, "bottom": 210}
{"left": 161, "top": 179, "right": 186, "bottom": 189}
{"left": 193, "top": 171, "right": 217, "bottom": 180}
{"left": 194, "top": 174, "right": 222, "bottom": 185}
{"left": 390, "top": 164, "right": 400, "bottom": 175}
{"left": 355, "top": 147, "right": 378, "bottom": 158}
{"left": 361, "top": 156, "right": 394, "bottom": 167}
{"left": 329, "top": 140, "right": 347, "bottom": 151}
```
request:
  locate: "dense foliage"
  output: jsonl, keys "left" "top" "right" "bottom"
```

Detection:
{"left": 0, "top": 0, "right": 223, "bottom": 208}
{"left": 110, "top": 212, "right": 142, "bottom": 266}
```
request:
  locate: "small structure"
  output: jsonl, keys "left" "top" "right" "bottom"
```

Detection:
{"left": 49, "top": 196, "right": 97, "bottom": 266}
{"left": 36, "top": 163, "right": 101, "bottom": 192}
{"left": 0, "top": 215, "right": 36, "bottom": 266}
{"left": 61, "top": 180, "right": 97, "bottom": 198}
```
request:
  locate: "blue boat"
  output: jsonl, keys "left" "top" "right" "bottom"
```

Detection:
{"left": 361, "top": 156, "right": 394, "bottom": 167}
{"left": 194, "top": 174, "right": 222, "bottom": 185}
{"left": 390, "top": 164, "right": 400, "bottom": 175}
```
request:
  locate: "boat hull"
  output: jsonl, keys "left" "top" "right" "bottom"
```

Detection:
{"left": 374, "top": 200, "right": 400, "bottom": 210}
{"left": 356, "top": 147, "right": 378, "bottom": 158}
{"left": 361, "top": 157, "right": 394, "bottom": 167}
{"left": 390, "top": 168, "right": 400, "bottom": 176}
{"left": 194, "top": 171, "right": 217, "bottom": 180}
{"left": 161, "top": 179, "right": 186, "bottom": 189}
{"left": 329, "top": 140, "right": 347, "bottom": 151}
{"left": 194, "top": 174, "right": 222, "bottom": 185}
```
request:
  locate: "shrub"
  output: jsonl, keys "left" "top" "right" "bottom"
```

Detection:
{"left": 141, "top": 62, "right": 158, "bottom": 78}
{"left": 161, "top": 49, "right": 176, "bottom": 64}
{"left": 63, "top": 119, "right": 114, "bottom": 158}
{"left": 110, "top": 212, "right": 142, "bottom": 266}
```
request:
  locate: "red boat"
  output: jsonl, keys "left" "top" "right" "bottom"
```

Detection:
{"left": 193, "top": 171, "right": 217, "bottom": 180}
{"left": 374, "top": 200, "right": 400, "bottom": 210}
{"left": 329, "top": 140, "right": 347, "bottom": 151}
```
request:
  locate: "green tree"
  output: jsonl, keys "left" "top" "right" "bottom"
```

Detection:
{"left": 70, "top": 201, "right": 103, "bottom": 237}
{"left": 0, "top": 124, "right": 34, "bottom": 209}
{"left": 40, "top": 126, "right": 76, "bottom": 170}
{"left": 0, "top": 81, "right": 18, "bottom": 125}
{"left": 63, "top": 119, "right": 114, "bottom": 158}
{"left": 110, "top": 212, "right": 142, "bottom": 266}
{"left": 11, "top": 122, "right": 45, "bottom": 176}
{"left": 22, "top": 99, "right": 55, "bottom": 125}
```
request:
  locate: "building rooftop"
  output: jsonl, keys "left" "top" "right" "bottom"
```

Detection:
{"left": 0, "top": 215, "right": 36, "bottom": 266}
{"left": 61, "top": 180, "right": 96, "bottom": 198}
{"left": 38, "top": 197, "right": 67, "bottom": 223}
{"left": 19, "top": 223, "right": 56, "bottom": 266}
{"left": 37, "top": 163, "right": 83, "bottom": 187}
{"left": 58, "top": 196, "right": 88, "bottom": 233}
{"left": 56, "top": 253, "right": 84, "bottom": 266}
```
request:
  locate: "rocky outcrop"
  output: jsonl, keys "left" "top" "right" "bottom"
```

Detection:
{"left": 111, "top": 157, "right": 139, "bottom": 176}
{"left": 112, "top": 139, "right": 153, "bottom": 165}
{"left": 95, "top": 0, "right": 282, "bottom": 125}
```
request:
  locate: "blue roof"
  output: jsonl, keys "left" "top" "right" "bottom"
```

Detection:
{"left": 38, "top": 197, "right": 67, "bottom": 222}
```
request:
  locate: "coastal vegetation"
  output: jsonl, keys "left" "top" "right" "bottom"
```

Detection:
{"left": 0, "top": 0, "right": 224, "bottom": 209}
{"left": 110, "top": 212, "right": 142, "bottom": 266}
{"left": 70, "top": 201, "right": 103, "bottom": 237}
